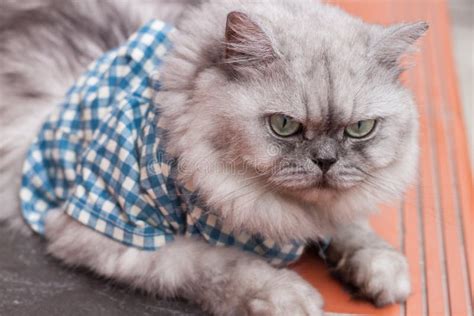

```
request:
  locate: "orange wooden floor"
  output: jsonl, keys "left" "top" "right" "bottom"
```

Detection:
{"left": 291, "top": 1, "right": 474, "bottom": 315}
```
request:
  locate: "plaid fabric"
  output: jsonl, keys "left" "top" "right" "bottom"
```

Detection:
{"left": 20, "top": 19, "right": 305, "bottom": 266}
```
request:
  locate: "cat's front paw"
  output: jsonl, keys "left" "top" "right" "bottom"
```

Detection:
{"left": 243, "top": 270, "right": 324, "bottom": 316}
{"left": 338, "top": 248, "right": 411, "bottom": 306}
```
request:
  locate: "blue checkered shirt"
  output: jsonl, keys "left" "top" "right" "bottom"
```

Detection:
{"left": 20, "top": 19, "right": 305, "bottom": 266}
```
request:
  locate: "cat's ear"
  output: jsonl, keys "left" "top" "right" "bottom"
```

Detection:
{"left": 373, "top": 21, "right": 428, "bottom": 71}
{"left": 224, "top": 11, "right": 276, "bottom": 67}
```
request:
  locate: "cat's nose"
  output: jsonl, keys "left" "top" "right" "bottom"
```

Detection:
{"left": 312, "top": 158, "right": 337, "bottom": 173}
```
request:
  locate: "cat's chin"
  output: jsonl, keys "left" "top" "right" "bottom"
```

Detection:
{"left": 277, "top": 179, "right": 369, "bottom": 206}
{"left": 276, "top": 176, "right": 360, "bottom": 197}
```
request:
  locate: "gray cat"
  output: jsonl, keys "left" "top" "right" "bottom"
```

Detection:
{"left": 0, "top": 0, "right": 427, "bottom": 315}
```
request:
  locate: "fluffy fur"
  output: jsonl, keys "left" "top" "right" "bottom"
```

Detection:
{"left": 0, "top": 0, "right": 427, "bottom": 314}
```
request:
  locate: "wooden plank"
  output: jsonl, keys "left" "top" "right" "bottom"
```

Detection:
{"left": 434, "top": 2, "right": 474, "bottom": 310}
{"left": 422, "top": 2, "right": 472, "bottom": 314}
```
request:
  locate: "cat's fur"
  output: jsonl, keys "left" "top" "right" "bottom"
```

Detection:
{"left": 0, "top": 0, "right": 427, "bottom": 314}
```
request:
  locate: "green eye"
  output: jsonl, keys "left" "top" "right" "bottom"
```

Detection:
{"left": 345, "top": 119, "right": 376, "bottom": 138}
{"left": 269, "top": 114, "right": 302, "bottom": 137}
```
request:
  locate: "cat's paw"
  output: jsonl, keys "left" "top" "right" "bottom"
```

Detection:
{"left": 339, "top": 248, "right": 411, "bottom": 306}
{"left": 244, "top": 270, "right": 324, "bottom": 316}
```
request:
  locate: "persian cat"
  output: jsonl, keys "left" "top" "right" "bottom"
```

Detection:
{"left": 0, "top": 0, "right": 427, "bottom": 314}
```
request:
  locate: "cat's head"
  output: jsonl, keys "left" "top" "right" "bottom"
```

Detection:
{"left": 158, "top": 0, "right": 427, "bottom": 240}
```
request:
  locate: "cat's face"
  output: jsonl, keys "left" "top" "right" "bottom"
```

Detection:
{"left": 216, "top": 67, "right": 414, "bottom": 195}
{"left": 194, "top": 10, "right": 426, "bottom": 202}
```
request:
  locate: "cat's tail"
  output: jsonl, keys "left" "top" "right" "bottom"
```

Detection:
{"left": 0, "top": 0, "right": 192, "bottom": 230}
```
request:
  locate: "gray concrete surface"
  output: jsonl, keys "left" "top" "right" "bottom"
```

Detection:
{"left": 449, "top": 0, "right": 474, "bottom": 165}
{"left": 0, "top": 224, "right": 204, "bottom": 315}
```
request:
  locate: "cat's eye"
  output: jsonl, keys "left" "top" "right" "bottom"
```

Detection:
{"left": 345, "top": 119, "right": 376, "bottom": 138}
{"left": 269, "top": 114, "right": 302, "bottom": 137}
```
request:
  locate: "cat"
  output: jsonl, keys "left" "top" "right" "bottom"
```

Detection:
{"left": 0, "top": 0, "right": 428, "bottom": 315}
